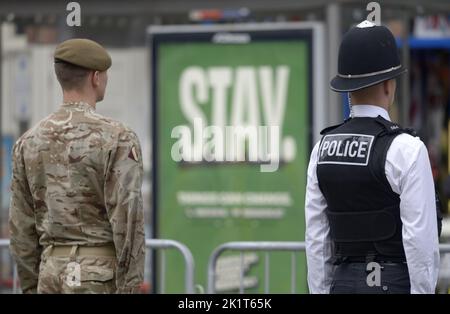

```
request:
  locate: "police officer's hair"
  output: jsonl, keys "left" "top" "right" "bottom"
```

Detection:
{"left": 54, "top": 60, "right": 91, "bottom": 91}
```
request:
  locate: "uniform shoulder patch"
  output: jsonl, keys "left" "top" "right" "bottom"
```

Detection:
{"left": 318, "top": 133, "right": 374, "bottom": 166}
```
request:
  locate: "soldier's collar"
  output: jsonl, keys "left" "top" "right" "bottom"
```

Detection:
{"left": 61, "top": 101, "right": 95, "bottom": 112}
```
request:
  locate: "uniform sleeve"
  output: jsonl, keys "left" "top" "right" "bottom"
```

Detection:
{"left": 385, "top": 136, "right": 440, "bottom": 294}
{"left": 9, "top": 141, "right": 42, "bottom": 294}
{"left": 104, "top": 130, "right": 145, "bottom": 293}
{"left": 305, "top": 141, "right": 335, "bottom": 294}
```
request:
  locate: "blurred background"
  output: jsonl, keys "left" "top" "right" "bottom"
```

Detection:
{"left": 0, "top": 0, "right": 449, "bottom": 293}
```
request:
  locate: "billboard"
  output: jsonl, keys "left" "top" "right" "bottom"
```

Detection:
{"left": 149, "top": 23, "right": 325, "bottom": 293}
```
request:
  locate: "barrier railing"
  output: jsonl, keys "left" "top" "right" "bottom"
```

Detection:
{"left": 207, "top": 241, "right": 306, "bottom": 294}
{"left": 0, "top": 238, "right": 195, "bottom": 294}
{"left": 207, "top": 241, "right": 450, "bottom": 294}
{"left": 0, "top": 238, "right": 17, "bottom": 293}
{"left": 1, "top": 239, "right": 450, "bottom": 294}
{"left": 440, "top": 243, "right": 450, "bottom": 253}
{"left": 145, "top": 238, "right": 195, "bottom": 294}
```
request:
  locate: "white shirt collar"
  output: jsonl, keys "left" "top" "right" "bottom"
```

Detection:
{"left": 351, "top": 105, "right": 391, "bottom": 121}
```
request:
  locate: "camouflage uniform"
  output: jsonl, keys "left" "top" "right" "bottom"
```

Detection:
{"left": 9, "top": 101, "right": 145, "bottom": 293}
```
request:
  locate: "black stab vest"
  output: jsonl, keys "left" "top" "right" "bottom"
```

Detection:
{"left": 316, "top": 115, "right": 416, "bottom": 260}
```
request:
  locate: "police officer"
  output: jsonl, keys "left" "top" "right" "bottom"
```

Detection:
{"left": 305, "top": 21, "right": 440, "bottom": 294}
{"left": 9, "top": 39, "right": 145, "bottom": 293}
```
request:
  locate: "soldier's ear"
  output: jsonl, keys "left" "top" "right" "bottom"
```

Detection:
{"left": 92, "top": 70, "right": 100, "bottom": 87}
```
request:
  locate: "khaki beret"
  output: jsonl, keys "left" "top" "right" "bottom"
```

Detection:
{"left": 54, "top": 38, "right": 111, "bottom": 71}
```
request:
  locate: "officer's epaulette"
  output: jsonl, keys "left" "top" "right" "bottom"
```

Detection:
{"left": 374, "top": 115, "right": 418, "bottom": 137}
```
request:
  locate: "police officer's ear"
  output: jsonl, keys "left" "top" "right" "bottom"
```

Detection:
{"left": 382, "top": 79, "right": 395, "bottom": 96}
{"left": 383, "top": 79, "right": 397, "bottom": 107}
{"left": 382, "top": 80, "right": 390, "bottom": 96}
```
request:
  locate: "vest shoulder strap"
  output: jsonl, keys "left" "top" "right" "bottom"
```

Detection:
{"left": 320, "top": 123, "right": 343, "bottom": 135}
{"left": 320, "top": 118, "right": 351, "bottom": 135}
{"left": 403, "top": 127, "right": 418, "bottom": 137}
{"left": 374, "top": 115, "right": 418, "bottom": 137}
{"left": 320, "top": 116, "right": 418, "bottom": 137}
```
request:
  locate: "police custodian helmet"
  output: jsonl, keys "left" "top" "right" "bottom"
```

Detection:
{"left": 330, "top": 20, "right": 406, "bottom": 92}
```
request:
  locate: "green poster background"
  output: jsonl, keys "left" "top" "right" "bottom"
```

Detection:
{"left": 154, "top": 37, "right": 311, "bottom": 293}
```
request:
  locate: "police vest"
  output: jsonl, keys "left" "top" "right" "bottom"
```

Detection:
{"left": 316, "top": 115, "right": 416, "bottom": 261}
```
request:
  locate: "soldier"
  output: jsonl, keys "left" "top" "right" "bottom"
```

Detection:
{"left": 9, "top": 38, "right": 145, "bottom": 293}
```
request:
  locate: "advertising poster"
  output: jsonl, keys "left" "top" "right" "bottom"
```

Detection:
{"left": 149, "top": 23, "right": 325, "bottom": 293}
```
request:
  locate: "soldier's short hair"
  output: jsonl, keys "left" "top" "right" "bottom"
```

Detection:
{"left": 54, "top": 60, "right": 92, "bottom": 91}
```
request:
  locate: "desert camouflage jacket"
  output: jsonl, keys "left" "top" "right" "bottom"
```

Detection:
{"left": 9, "top": 101, "right": 145, "bottom": 293}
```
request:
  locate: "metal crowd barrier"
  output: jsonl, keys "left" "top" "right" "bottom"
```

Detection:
{"left": 207, "top": 241, "right": 306, "bottom": 294}
{"left": 0, "top": 238, "right": 17, "bottom": 293}
{"left": 440, "top": 244, "right": 450, "bottom": 253}
{"left": 145, "top": 238, "right": 195, "bottom": 294}
{"left": 207, "top": 241, "right": 450, "bottom": 294}
{"left": 0, "top": 238, "right": 195, "bottom": 294}
{"left": 1, "top": 239, "right": 450, "bottom": 294}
